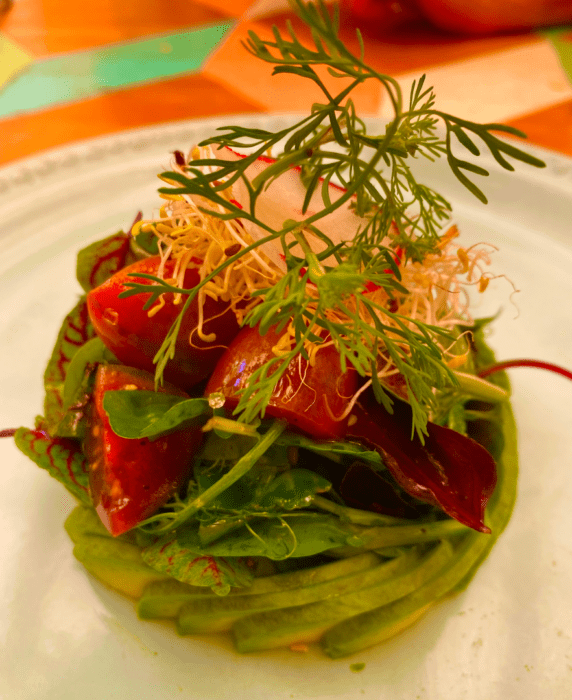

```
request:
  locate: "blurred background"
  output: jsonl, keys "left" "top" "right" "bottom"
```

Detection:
{"left": 0, "top": 0, "right": 572, "bottom": 165}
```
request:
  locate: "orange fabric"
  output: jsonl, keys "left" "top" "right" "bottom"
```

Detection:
{"left": 191, "top": 0, "right": 255, "bottom": 18}
{"left": 204, "top": 17, "right": 381, "bottom": 114}
{"left": 507, "top": 99, "right": 572, "bottom": 157}
{"left": 0, "top": 74, "right": 262, "bottom": 164}
{"left": 2, "top": 0, "right": 229, "bottom": 55}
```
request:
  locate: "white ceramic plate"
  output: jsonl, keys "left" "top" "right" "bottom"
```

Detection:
{"left": 1, "top": 116, "right": 571, "bottom": 700}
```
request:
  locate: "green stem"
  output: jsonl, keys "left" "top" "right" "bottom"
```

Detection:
{"left": 292, "top": 229, "right": 325, "bottom": 282}
{"left": 453, "top": 371, "right": 509, "bottom": 403}
{"left": 313, "top": 496, "right": 411, "bottom": 527}
{"left": 330, "top": 518, "right": 471, "bottom": 557}
{"left": 144, "top": 420, "right": 287, "bottom": 534}
{"left": 189, "top": 420, "right": 286, "bottom": 512}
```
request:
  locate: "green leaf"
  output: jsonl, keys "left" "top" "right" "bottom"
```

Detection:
{"left": 257, "top": 469, "right": 331, "bottom": 510}
{"left": 103, "top": 391, "right": 210, "bottom": 439}
{"left": 177, "top": 513, "right": 361, "bottom": 561}
{"left": 195, "top": 463, "right": 331, "bottom": 517}
{"left": 137, "top": 420, "right": 288, "bottom": 534}
{"left": 62, "top": 337, "right": 117, "bottom": 410}
{"left": 76, "top": 231, "right": 131, "bottom": 293}
{"left": 279, "top": 432, "right": 384, "bottom": 467}
{"left": 141, "top": 535, "right": 254, "bottom": 596}
{"left": 43, "top": 298, "right": 95, "bottom": 435}
{"left": 14, "top": 427, "right": 91, "bottom": 505}
{"left": 452, "top": 126, "right": 480, "bottom": 156}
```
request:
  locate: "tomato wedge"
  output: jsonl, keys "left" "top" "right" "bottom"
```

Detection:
{"left": 85, "top": 365, "right": 202, "bottom": 535}
{"left": 205, "top": 325, "right": 359, "bottom": 440}
{"left": 87, "top": 256, "right": 241, "bottom": 390}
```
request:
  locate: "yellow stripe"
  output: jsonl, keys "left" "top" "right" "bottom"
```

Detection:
{"left": 0, "top": 34, "right": 34, "bottom": 90}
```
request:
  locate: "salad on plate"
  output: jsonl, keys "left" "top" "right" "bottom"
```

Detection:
{"left": 6, "top": 0, "right": 571, "bottom": 659}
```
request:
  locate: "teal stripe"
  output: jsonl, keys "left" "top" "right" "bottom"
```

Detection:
{"left": 0, "top": 22, "right": 234, "bottom": 118}
{"left": 543, "top": 27, "right": 572, "bottom": 85}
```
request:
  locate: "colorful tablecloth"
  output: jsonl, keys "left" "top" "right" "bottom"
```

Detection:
{"left": 1, "top": 0, "right": 572, "bottom": 165}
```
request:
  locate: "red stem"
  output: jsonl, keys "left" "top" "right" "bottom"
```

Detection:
{"left": 478, "top": 359, "right": 572, "bottom": 381}
{"left": 0, "top": 428, "right": 18, "bottom": 438}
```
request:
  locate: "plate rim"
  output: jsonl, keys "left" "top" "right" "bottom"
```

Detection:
{"left": 2, "top": 113, "right": 572, "bottom": 197}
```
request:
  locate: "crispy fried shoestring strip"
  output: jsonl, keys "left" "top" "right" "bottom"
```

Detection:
{"left": 132, "top": 147, "right": 283, "bottom": 342}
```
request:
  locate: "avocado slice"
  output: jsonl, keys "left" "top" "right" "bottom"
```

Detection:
{"left": 73, "top": 534, "right": 168, "bottom": 599}
{"left": 138, "top": 579, "right": 213, "bottom": 619}
{"left": 321, "top": 401, "right": 519, "bottom": 658}
{"left": 177, "top": 549, "right": 414, "bottom": 634}
{"left": 140, "top": 551, "right": 380, "bottom": 622}
{"left": 231, "top": 540, "right": 454, "bottom": 652}
{"left": 65, "top": 504, "right": 138, "bottom": 544}
{"left": 65, "top": 505, "right": 110, "bottom": 542}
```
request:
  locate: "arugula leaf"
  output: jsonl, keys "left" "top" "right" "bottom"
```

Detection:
{"left": 14, "top": 427, "right": 91, "bottom": 505}
{"left": 141, "top": 537, "right": 254, "bottom": 596}
{"left": 103, "top": 391, "right": 210, "bottom": 439}
{"left": 43, "top": 298, "right": 95, "bottom": 435}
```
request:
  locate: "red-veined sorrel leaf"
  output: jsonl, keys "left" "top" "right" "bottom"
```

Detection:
{"left": 43, "top": 298, "right": 95, "bottom": 433}
{"left": 14, "top": 427, "right": 90, "bottom": 505}
{"left": 142, "top": 536, "right": 254, "bottom": 596}
{"left": 76, "top": 230, "right": 132, "bottom": 293}
{"left": 346, "top": 391, "right": 497, "bottom": 533}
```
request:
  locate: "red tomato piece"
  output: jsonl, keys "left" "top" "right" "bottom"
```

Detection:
{"left": 87, "top": 255, "right": 241, "bottom": 390}
{"left": 84, "top": 364, "right": 203, "bottom": 536}
{"left": 205, "top": 325, "right": 359, "bottom": 440}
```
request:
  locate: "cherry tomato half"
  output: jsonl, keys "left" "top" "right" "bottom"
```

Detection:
{"left": 84, "top": 364, "right": 203, "bottom": 536}
{"left": 87, "top": 256, "right": 241, "bottom": 390}
{"left": 205, "top": 325, "right": 359, "bottom": 440}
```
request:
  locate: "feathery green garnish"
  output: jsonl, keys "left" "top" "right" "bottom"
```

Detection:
{"left": 119, "top": 0, "right": 544, "bottom": 438}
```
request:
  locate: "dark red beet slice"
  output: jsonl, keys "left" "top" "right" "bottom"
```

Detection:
{"left": 346, "top": 391, "right": 497, "bottom": 533}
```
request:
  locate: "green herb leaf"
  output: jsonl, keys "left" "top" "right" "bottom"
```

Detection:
{"left": 103, "top": 391, "right": 210, "bottom": 439}
{"left": 62, "top": 336, "right": 117, "bottom": 410}
{"left": 43, "top": 298, "right": 95, "bottom": 435}
{"left": 175, "top": 513, "right": 363, "bottom": 561}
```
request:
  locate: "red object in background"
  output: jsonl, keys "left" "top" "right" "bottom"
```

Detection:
{"left": 343, "top": 0, "right": 422, "bottom": 31}
{"left": 343, "top": 0, "right": 572, "bottom": 35}
{"left": 85, "top": 365, "right": 203, "bottom": 536}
